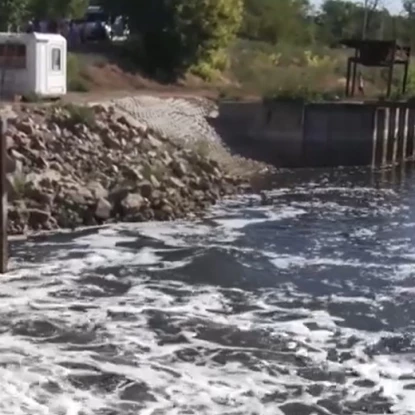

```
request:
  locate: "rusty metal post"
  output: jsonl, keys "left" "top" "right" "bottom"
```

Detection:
{"left": 0, "top": 118, "right": 7, "bottom": 273}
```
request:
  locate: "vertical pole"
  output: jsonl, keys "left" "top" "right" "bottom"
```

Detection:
{"left": 346, "top": 58, "right": 351, "bottom": 97}
{"left": 386, "top": 43, "right": 396, "bottom": 99}
{"left": 403, "top": 59, "right": 409, "bottom": 95}
{"left": 402, "top": 107, "right": 409, "bottom": 161}
{"left": 387, "top": 63, "right": 394, "bottom": 99}
{"left": 362, "top": 1, "right": 369, "bottom": 40}
{"left": 386, "top": 65, "right": 393, "bottom": 98}
{"left": 371, "top": 107, "right": 378, "bottom": 168}
{"left": 351, "top": 61, "right": 358, "bottom": 97}
{"left": 382, "top": 107, "right": 390, "bottom": 167}
{"left": 0, "top": 118, "right": 7, "bottom": 273}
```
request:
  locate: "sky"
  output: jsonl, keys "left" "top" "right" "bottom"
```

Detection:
{"left": 312, "top": 0, "right": 402, "bottom": 14}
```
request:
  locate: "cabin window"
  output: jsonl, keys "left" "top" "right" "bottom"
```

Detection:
{"left": 0, "top": 43, "right": 26, "bottom": 69}
{"left": 51, "top": 48, "right": 61, "bottom": 71}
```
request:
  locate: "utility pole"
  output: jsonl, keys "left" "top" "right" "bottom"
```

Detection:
{"left": 362, "top": 0, "right": 381, "bottom": 39}
{"left": 362, "top": 1, "right": 369, "bottom": 39}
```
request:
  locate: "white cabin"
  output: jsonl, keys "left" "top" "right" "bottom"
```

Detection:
{"left": 0, "top": 32, "right": 66, "bottom": 98}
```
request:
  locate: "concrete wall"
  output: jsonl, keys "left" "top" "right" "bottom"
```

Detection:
{"left": 211, "top": 100, "right": 304, "bottom": 167}
{"left": 212, "top": 99, "right": 415, "bottom": 168}
{"left": 303, "top": 103, "right": 375, "bottom": 167}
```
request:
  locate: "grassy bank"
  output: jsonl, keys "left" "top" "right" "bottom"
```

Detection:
{"left": 66, "top": 39, "right": 415, "bottom": 102}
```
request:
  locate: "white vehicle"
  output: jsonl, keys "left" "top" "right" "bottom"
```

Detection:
{"left": 111, "top": 16, "right": 129, "bottom": 39}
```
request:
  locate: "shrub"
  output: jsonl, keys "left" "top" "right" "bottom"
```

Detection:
{"left": 67, "top": 53, "right": 90, "bottom": 92}
{"left": 49, "top": 104, "right": 96, "bottom": 129}
{"left": 228, "top": 39, "right": 343, "bottom": 99}
{"left": 64, "top": 104, "right": 96, "bottom": 128}
{"left": 21, "top": 92, "right": 41, "bottom": 103}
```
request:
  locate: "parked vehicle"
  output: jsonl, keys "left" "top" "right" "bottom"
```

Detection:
{"left": 82, "top": 6, "right": 111, "bottom": 41}
{"left": 111, "top": 16, "right": 129, "bottom": 39}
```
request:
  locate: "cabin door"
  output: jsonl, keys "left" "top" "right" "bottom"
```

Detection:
{"left": 47, "top": 43, "right": 65, "bottom": 94}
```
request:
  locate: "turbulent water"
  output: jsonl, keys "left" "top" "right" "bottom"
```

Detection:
{"left": 3, "top": 167, "right": 415, "bottom": 415}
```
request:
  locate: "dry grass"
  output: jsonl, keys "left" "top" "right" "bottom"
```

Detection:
{"left": 66, "top": 39, "right": 415, "bottom": 101}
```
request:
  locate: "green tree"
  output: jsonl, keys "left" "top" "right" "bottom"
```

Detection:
{"left": 316, "top": 0, "right": 389, "bottom": 45}
{"left": 100, "top": 0, "right": 243, "bottom": 75}
{"left": 29, "top": 0, "right": 88, "bottom": 19}
{"left": 241, "top": 0, "right": 313, "bottom": 44}
{"left": 0, "top": 0, "right": 30, "bottom": 30}
{"left": 316, "top": 0, "right": 360, "bottom": 45}
{"left": 403, "top": 0, "right": 415, "bottom": 15}
{"left": 402, "top": 0, "right": 415, "bottom": 46}
{"left": 174, "top": 0, "right": 243, "bottom": 67}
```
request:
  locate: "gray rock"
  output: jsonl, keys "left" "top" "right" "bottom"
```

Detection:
{"left": 87, "top": 181, "right": 108, "bottom": 200}
{"left": 102, "top": 130, "right": 122, "bottom": 149}
{"left": 95, "top": 198, "right": 112, "bottom": 220}
{"left": 172, "top": 160, "right": 187, "bottom": 177}
{"left": 16, "top": 120, "right": 34, "bottom": 136}
{"left": 64, "top": 186, "right": 93, "bottom": 205}
{"left": 140, "top": 181, "right": 153, "bottom": 198}
{"left": 169, "top": 177, "right": 185, "bottom": 188}
{"left": 27, "top": 208, "right": 55, "bottom": 229}
{"left": 6, "top": 154, "right": 16, "bottom": 173}
{"left": 147, "top": 134, "right": 163, "bottom": 148}
{"left": 150, "top": 175, "right": 161, "bottom": 188}
{"left": 25, "top": 184, "right": 53, "bottom": 206}
{"left": 121, "top": 193, "right": 144, "bottom": 215}
{"left": 123, "top": 166, "right": 143, "bottom": 181}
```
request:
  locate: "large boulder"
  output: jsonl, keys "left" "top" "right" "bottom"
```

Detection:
{"left": 95, "top": 197, "right": 112, "bottom": 220}
{"left": 120, "top": 193, "right": 144, "bottom": 217}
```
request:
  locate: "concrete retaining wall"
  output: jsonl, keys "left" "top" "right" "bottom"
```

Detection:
{"left": 303, "top": 103, "right": 375, "bottom": 167}
{"left": 211, "top": 99, "right": 415, "bottom": 168}
{"left": 210, "top": 100, "right": 304, "bottom": 166}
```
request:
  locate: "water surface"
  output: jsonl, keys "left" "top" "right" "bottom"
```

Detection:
{"left": 3, "top": 167, "right": 415, "bottom": 415}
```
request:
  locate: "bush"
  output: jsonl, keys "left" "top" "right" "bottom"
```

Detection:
{"left": 189, "top": 49, "right": 229, "bottom": 81}
{"left": 49, "top": 104, "right": 96, "bottom": 129}
{"left": 228, "top": 39, "right": 342, "bottom": 99}
{"left": 67, "top": 53, "right": 90, "bottom": 92}
{"left": 21, "top": 92, "right": 41, "bottom": 103}
{"left": 405, "top": 64, "right": 415, "bottom": 96}
{"left": 64, "top": 104, "right": 96, "bottom": 128}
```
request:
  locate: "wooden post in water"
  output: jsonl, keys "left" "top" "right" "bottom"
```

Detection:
{"left": 0, "top": 118, "right": 7, "bottom": 273}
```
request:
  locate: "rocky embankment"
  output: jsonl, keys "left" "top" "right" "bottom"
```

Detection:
{"left": 5, "top": 104, "right": 250, "bottom": 235}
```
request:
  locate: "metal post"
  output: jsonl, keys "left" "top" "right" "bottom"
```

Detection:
{"left": 346, "top": 58, "right": 351, "bottom": 97}
{"left": 351, "top": 60, "right": 358, "bottom": 97}
{"left": 362, "top": 3, "right": 368, "bottom": 40}
{"left": 402, "top": 60, "right": 409, "bottom": 95}
{"left": 386, "top": 43, "right": 397, "bottom": 99}
{"left": 0, "top": 118, "right": 7, "bottom": 273}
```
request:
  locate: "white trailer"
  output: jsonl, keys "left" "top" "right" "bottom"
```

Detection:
{"left": 0, "top": 32, "right": 67, "bottom": 98}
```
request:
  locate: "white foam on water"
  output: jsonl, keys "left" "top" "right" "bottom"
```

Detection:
{"left": 345, "top": 355, "right": 415, "bottom": 414}
{"left": 213, "top": 206, "right": 306, "bottom": 230}
{"left": 0, "top": 183, "right": 414, "bottom": 414}
{"left": 265, "top": 252, "right": 383, "bottom": 270}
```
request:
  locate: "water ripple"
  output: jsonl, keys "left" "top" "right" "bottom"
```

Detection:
{"left": 2, "top": 168, "right": 415, "bottom": 414}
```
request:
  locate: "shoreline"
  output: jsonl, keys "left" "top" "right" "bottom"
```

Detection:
{"left": 6, "top": 189, "right": 259, "bottom": 242}
{"left": 6, "top": 100, "right": 273, "bottom": 237}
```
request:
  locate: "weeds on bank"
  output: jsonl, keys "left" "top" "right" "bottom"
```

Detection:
{"left": 64, "top": 104, "right": 96, "bottom": 128}
{"left": 11, "top": 175, "right": 27, "bottom": 198}
{"left": 67, "top": 53, "right": 90, "bottom": 92}
{"left": 47, "top": 103, "right": 96, "bottom": 129}
{"left": 227, "top": 39, "right": 344, "bottom": 100}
